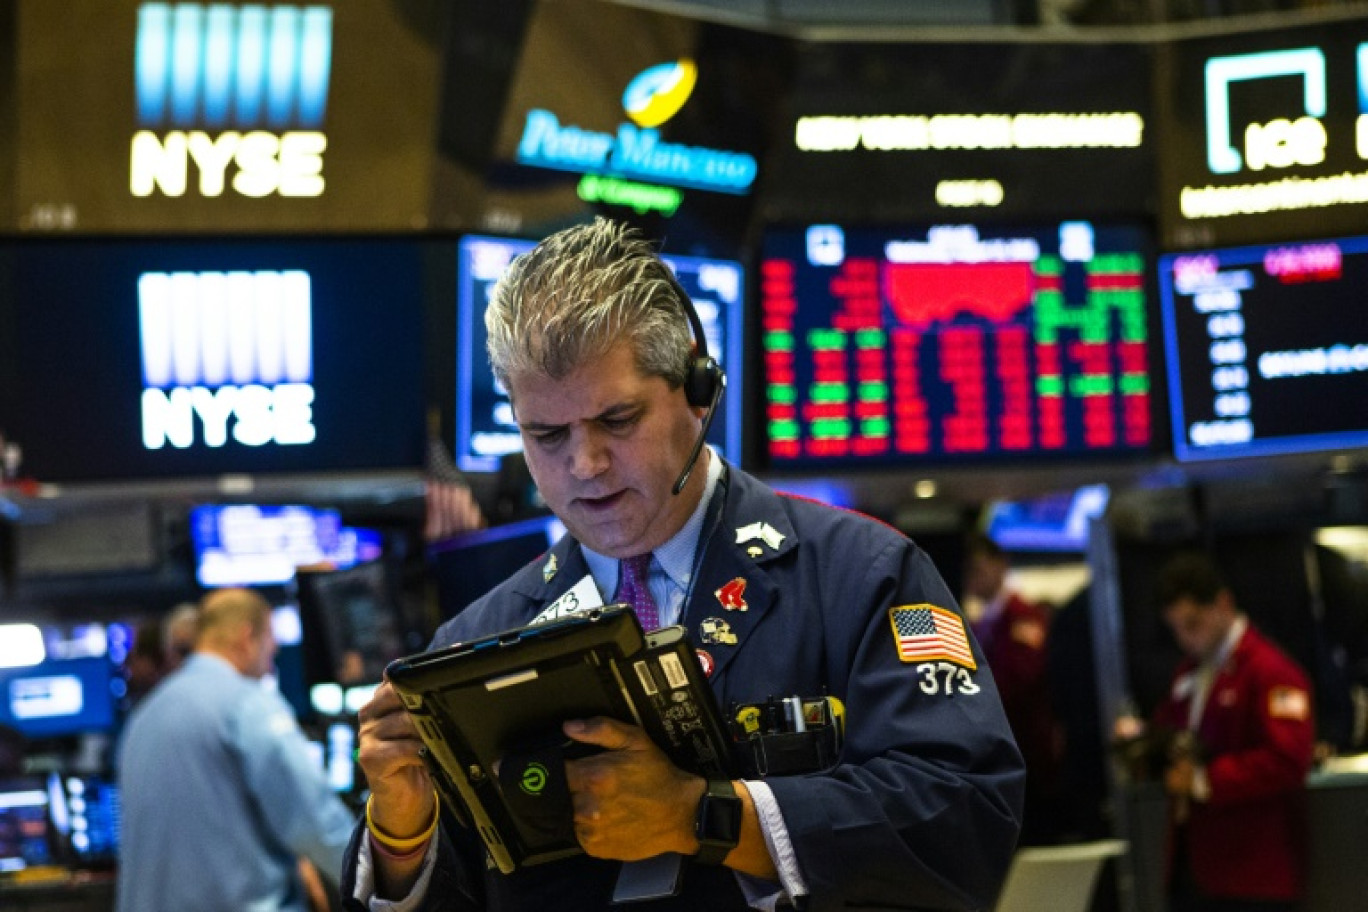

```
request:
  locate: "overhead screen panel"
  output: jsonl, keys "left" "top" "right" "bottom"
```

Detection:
{"left": 760, "top": 221, "right": 1155, "bottom": 471}
{"left": 1160, "top": 234, "right": 1368, "bottom": 462}
{"left": 767, "top": 41, "right": 1155, "bottom": 224}
{"left": 1156, "top": 18, "right": 1368, "bottom": 249}
{"left": 456, "top": 234, "right": 745, "bottom": 473}
{"left": 433, "top": 0, "right": 787, "bottom": 250}
{"left": 7, "top": 238, "right": 425, "bottom": 482}
{"left": 13, "top": 0, "right": 443, "bottom": 232}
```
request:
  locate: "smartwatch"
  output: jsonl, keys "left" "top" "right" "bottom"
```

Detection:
{"left": 693, "top": 779, "right": 742, "bottom": 865}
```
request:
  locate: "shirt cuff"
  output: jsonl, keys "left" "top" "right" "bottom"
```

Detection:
{"left": 354, "top": 829, "right": 440, "bottom": 912}
{"left": 734, "top": 780, "right": 808, "bottom": 910}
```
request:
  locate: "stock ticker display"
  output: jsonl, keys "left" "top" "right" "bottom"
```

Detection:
{"left": 760, "top": 223, "right": 1153, "bottom": 468}
{"left": 1160, "top": 234, "right": 1368, "bottom": 461}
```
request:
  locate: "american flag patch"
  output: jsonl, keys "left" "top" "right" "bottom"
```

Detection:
{"left": 889, "top": 604, "right": 976, "bottom": 670}
{"left": 1268, "top": 686, "right": 1309, "bottom": 721}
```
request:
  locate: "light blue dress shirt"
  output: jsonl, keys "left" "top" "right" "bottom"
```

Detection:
{"left": 117, "top": 653, "right": 355, "bottom": 912}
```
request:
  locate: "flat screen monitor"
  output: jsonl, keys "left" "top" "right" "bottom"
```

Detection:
{"left": 0, "top": 656, "right": 117, "bottom": 740}
{"left": 455, "top": 235, "right": 745, "bottom": 473}
{"left": 47, "top": 774, "right": 120, "bottom": 869}
{"left": 1159, "top": 235, "right": 1368, "bottom": 461}
{"left": 759, "top": 222, "right": 1155, "bottom": 469}
{"left": 985, "top": 484, "right": 1111, "bottom": 553}
{"left": 0, "top": 777, "right": 54, "bottom": 874}
{"left": 190, "top": 503, "right": 383, "bottom": 588}
{"left": 6, "top": 237, "right": 426, "bottom": 482}
{"left": 428, "top": 514, "right": 566, "bottom": 617}
{"left": 295, "top": 560, "right": 407, "bottom": 688}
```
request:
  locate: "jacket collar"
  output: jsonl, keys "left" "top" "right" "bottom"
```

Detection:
{"left": 498, "top": 464, "right": 800, "bottom": 681}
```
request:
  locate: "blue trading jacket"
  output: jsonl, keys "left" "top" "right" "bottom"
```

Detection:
{"left": 343, "top": 463, "right": 1024, "bottom": 912}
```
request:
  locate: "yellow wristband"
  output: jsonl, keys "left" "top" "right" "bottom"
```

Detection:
{"left": 366, "top": 791, "right": 440, "bottom": 853}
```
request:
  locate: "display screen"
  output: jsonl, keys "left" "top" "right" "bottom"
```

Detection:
{"left": 1155, "top": 20, "right": 1368, "bottom": 250}
{"left": 428, "top": 513, "right": 565, "bottom": 616}
{"left": 0, "top": 656, "right": 116, "bottom": 740}
{"left": 985, "top": 484, "right": 1110, "bottom": 553}
{"left": 1160, "top": 234, "right": 1368, "bottom": 461}
{"left": 760, "top": 222, "right": 1154, "bottom": 468}
{"left": 456, "top": 235, "right": 745, "bottom": 472}
{"left": 0, "top": 777, "right": 53, "bottom": 873}
{"left": 295, "top": 560, "right": 406, "bottom": 688}
{"left": 190, "top": 504, "right": 382, "bottom": 588}
{"left": 770, "top": 40, "right": 1154, "bottom": 224}
{"left": 48, "top": 774, "right": 120, "bottom": 868}
{"left": 6, "top": 237, "right": 426, "bottom": 481}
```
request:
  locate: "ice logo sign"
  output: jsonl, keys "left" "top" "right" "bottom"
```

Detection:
{"left": 1205, "top": 47, "right": 1328, "bottom": 175}
{"left": 130, "top": 3, "right": 332, "bottom": 198}
{"left": 139, "top": 270, "right": 316, "bottom": 450}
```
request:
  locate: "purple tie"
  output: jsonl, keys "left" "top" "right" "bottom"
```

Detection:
{"left": 616, "top": 553, "right": 660, "bottom": 631}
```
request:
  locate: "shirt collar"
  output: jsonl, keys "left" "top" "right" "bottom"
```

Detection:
{"left": 582, "top": 447, "right": 724, "bottom": 594}
{"left": 1206, "top": 613, "right": 1248, "bottom": 672}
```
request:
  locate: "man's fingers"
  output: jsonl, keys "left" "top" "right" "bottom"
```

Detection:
{"left": 563, "top": 716, "right": 643, "bottom": 751}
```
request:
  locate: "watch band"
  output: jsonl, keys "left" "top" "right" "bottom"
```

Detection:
{"left": 693, "top": 778, "right": 742, "bottom": 866}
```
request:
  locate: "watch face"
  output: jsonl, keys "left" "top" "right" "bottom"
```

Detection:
{"left": 698, "top": 789, "right": 743, "bottom": 844}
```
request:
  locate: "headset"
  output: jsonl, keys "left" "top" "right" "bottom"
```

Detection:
{"left": 662, "top": 269, "right": 726, "bottom": 496}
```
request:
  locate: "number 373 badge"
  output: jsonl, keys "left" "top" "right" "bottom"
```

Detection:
{"left": 888, "top": 604, "right": 981, "bottom": 696}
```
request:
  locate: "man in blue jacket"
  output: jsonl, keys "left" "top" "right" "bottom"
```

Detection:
{"left": 344, "top": 218, "right": 1024, "bottom": 911}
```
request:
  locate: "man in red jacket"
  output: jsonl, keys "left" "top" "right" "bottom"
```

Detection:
{"left": 963, "top": 533, "right": 1060, "bottom": 845}
{"left": 1153, "top": 551, "right": 1315, "bottom": 912}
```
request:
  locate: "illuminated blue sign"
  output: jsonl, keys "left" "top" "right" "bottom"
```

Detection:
{"left": 138, "top": 270, "right": 316, "bottom": 449}
{"left": 135, "top": 3, "right": 332, "bottom": 129}
{"left": 514, "top": 60, "right": 758, "bottom": 196}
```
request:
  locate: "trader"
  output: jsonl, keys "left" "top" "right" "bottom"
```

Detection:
{"left": 118, "top": 587, "right": 355, "bottom": 912}
{"left": 1152, "top": 551, "right": 1315, "bottom": 912}
{"left": 345, "top": 218, "right": 1024, "bottom": 911}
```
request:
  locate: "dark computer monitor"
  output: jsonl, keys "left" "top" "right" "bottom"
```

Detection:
{"left": 428, "top": 514, "right": 566, "bottom": 618}
{"left": 0, "top": 657, "right": 117, "bottom": 741}
{"left": 0, "top": 776, "right": 55, "bottom": 874}
{"left": 295, "top": 560, "right": 408, "bottom": 688}
{"left": 759, "top": 221, "right": 1156, "bottom": 470}
{"left": 1159, "top": 234, "right": 1368, "bottom": 461}
{"left": 455, "top": 235, "right": 745, "bottom": 473}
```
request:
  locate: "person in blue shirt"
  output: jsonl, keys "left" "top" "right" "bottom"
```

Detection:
{"left": 117, "top": 587, "right": 355, "bottom": 912}
{"left": 344, "top": 218, "right": 1024, "bottom": 911}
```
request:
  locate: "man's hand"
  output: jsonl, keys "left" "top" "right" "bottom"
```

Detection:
{"left": 562, "top": 716, "right": 705, "bottom": 861}
{"left": 357, "top": 681, "right": 436, "bottom": 897}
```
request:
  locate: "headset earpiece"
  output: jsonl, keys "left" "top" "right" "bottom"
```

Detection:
{"left": 663, "top": 267, "right": 725, "bottom": 408}
{"left": 684, "top": 354, "right": 722, "bottom": 409}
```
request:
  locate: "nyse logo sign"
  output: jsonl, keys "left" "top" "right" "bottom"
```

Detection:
{"left": 139, "top": 270, "right": 316, "bottom": 449}
{"left": 1205, "top": 47, "right": 1329, "bottom": 175}
{"left": 130, "top": 3, "right": 332, "bottom": 198}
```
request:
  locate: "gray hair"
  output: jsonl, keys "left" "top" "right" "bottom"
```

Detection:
{"left": 485, "top": 218, "right": 693, "bottom": 395}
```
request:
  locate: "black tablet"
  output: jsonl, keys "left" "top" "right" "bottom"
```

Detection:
{"left": 385, "top": 605, "right": 733, "bottom": 874}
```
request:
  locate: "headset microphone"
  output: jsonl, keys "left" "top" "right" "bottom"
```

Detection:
{"left": 664, "top": 269, "right": 726, "bottom": 496}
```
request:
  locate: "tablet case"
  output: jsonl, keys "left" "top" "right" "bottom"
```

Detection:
{"left": 385, "top": 605, "right": 734, "bottom": 874}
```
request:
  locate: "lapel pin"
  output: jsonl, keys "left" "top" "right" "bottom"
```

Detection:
{"left": 700, "top": 617, "right": 738, "bottom": 646}
{"left": 715, "top": 577, "right": 748, "bottom": 612}
{"left": 736, "top": 521, "right": 785, "bottom": 550}
{"left": 542, "top": 553, "right": 558, "bottom": 583}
